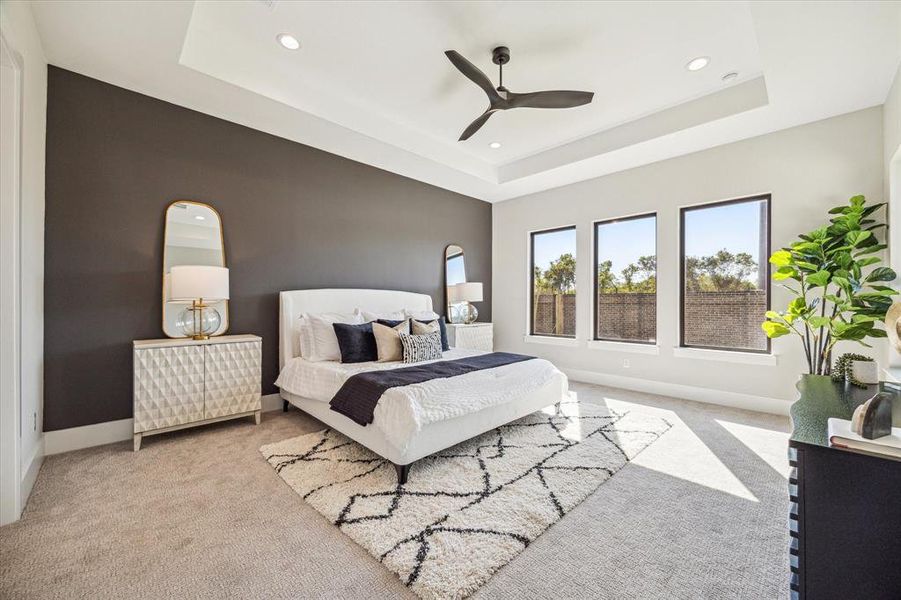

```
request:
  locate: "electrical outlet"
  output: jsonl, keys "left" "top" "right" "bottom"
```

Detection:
{"left": 622, "top": 359, "right": 630, "bottom": 369}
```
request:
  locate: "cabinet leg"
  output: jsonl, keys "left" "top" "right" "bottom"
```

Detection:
{"left": 133, "top": 433, "right": 142, "bottom": 452}
{"left": 254, "top": 410, "right": 261, "bottom": 425}
{"left": 282, "top": 399, "right": 289, "bottom": 412}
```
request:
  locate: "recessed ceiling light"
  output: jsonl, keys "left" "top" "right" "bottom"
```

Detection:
{"left": 685, "top": 56, "right": 710, "bottom": 71}
{"left": 195, "top": 215, "right": 206, "bottom": 221}
{"left": 489, "top": 141, "right": 502, "bottom": 149}
{"left": 722, "top": 72, "right": 738, "bottom": 83}
{"left": 276, "top": 33, "right": 300, "bottom": 51}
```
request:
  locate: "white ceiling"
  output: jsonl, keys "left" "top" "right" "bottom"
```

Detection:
{"left": 29, "top": 1, "right": 901, "bottom": 202}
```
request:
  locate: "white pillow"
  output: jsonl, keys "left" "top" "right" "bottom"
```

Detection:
{"left": 304, "top": 312, "right": 362, "bottom": 362}
{"left": 405, "top": 308, "right": 440, "bottom": 321}
{"left": 296, "top": 316, "right": 314, "bottom": 359}
{"left": 356, "top": 308, "right": 407, "bottom": 322}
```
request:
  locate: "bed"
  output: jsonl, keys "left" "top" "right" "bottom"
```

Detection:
{"left": 277, "top": 288, "right": 568, "bottom": 482}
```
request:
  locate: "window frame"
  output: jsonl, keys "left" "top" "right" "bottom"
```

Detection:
{"left": 679, "top": 194, "right": 772, "bottom": 354}
{"left": 529, "top": 225, "right": 578, "bottom": 339}
{"left": 592, "top": 212, "right": 658, "bottom": 345}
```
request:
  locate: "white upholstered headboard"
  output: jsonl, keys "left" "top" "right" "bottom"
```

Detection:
{"left": 279, "top": 288, "right": 433, "bottom": 369}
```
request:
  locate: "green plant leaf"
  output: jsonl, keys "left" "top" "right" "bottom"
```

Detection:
{"left": 832, "top": 276, "right": 851, "bottom": 292}
{"left": 806, "top": 270, "right": 831, "bottom": 287}
{"left": 773, "top": 266, "right": 798, "bottom": 281}
{"left": 794, "top": 261, "right": 819, "bottom": 272}
{"left": 845, "top": 230, "right": 871, "bottom": 246}
{"left": 769, "top": 250, "right": 793, "bottom": 267}
{"left": 761, "top": 321, "right": 791, "bottom": 338}
{"left": 854, "top": 243, "right": 887, "bottom": 256}
{"left": 865, "top": 267, "right": 896, "bottom": 283}
{"left": 851, "top": 314, "right": 880, "bottom": 323}
{"left": 856, "top": 257, "right": 881, "bottom": 267}
{"left": 808, "top": 316, "right": 831, "bottom": 328}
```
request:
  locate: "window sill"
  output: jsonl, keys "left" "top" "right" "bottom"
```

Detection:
{"left": 587, "top": 340, "right": 659, "bottom": 355}
{"left": 523, "top": 335, "right": 581, "bottom": 347}
{"left": 673, "top": 347, "right": 777, "bottom": 366}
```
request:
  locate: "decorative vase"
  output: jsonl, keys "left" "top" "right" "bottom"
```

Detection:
{"left": 448, "top": 303, "right": 466, "bottom": 324}
{"left": 177, "top": 305, "right": 221, "bottom": 339}
{"left": 851, "top": 360, "right": 879, "bottom": 385}
{"left": 461, "top": 302, "right": 478, "bottom": 324}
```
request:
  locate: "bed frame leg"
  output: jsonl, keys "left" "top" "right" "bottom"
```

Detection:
{"left": 282, "top": 399, "right": 289, "bottom": 412}
{"left": 394, "top": 463, "right": 411, "bottom": 485}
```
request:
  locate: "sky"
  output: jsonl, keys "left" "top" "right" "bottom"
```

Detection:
{"left": 533, "top": 200, "right": 766, "bottom": 277}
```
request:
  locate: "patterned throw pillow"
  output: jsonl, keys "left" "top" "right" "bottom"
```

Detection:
{"left": 398, "top": 331, "right": 443, "bottom": 363}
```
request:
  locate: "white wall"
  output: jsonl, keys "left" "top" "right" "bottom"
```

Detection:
{"left": 0, "top": 0, "right": 47, "bottom": 521}
{"left": 493, "top": 107, "right": 885, "bottom": 412}
{"left": 885, "top": 62, "right": 901, "bottom": 192}
{"left": 886, "top": 62, "right": 901, "bottom": 367}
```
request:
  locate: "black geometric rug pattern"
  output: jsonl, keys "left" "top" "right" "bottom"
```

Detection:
{"left": 261, "top": 400, "right": 671, "bottom": 599}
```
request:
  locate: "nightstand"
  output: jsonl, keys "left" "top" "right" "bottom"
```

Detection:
{"left": 446, "top": 322, "right": 493, "bottom": 351}
{"left": 132, "top": 334, "right": 261, "bottom": 450}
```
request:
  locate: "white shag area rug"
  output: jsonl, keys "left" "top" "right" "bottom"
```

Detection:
{"left": 261, "top": 400, "right": 671, "bottom": 599}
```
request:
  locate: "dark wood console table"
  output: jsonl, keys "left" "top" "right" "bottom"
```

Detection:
{"left": 788, "top": 375, "right": 901, "bottom": 599}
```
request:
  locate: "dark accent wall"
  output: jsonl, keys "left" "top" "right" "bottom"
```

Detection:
{"left": 44, "top": 67, "right": 492, "bottom": 431}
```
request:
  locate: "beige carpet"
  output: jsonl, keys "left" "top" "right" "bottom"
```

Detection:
{"left": 0, "top": 383, "right": 790, "bottom": 599}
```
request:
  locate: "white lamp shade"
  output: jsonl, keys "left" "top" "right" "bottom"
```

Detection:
{"left": 450, "top": 282, "right": 483, "bottom": 303}
{"left": 170, "top": 265, "right": 229, "bottom": 301}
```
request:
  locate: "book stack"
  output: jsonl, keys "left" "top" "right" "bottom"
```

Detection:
{"left": 827, "top": 418, "right": 901, "bottom": 459}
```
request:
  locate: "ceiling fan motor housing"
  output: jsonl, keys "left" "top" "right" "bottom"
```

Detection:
{"left": 492, "top": 46, "right": 510, "bottom": 65}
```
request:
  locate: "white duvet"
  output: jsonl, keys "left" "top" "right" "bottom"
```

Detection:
{"left": 275, "top": 349, "right": 564, "bottom": 453}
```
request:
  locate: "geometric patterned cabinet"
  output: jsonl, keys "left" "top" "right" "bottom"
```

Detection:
{"left": 445, "top": 322, "right": 493, "bottom": 352}
{"left": 133, "top": 334, "right": 261, "bottom": 450}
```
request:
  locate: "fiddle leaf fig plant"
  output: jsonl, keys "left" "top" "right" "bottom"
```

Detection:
{"left": 761, "top": 195, "right": 897, "bottom": 375}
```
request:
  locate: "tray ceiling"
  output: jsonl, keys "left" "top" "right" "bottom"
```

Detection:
{"left": 30, "top": 1, "right": 901, "bottom": 202}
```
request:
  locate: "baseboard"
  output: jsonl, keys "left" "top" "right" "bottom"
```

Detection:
{"left": 44, "top": 393, "right": 283, "bottom": 455}
{"left": 44, "top": 418, "right": 133, "bottom": 455}
{"left": 562, "top": 368, "right": 791, "bottom": 416}
{"left": 21, "top": 448, "right": 43, "bottom": 507}
{"left": 261, "top": 392, "right": 282, "bottom": 413}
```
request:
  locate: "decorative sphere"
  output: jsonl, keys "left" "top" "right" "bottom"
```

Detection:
{"left": 462, "top": 303, "right": 479, "bottom": 325}
{"left": 177, "top": 306, "right": 221, "bottom": 337}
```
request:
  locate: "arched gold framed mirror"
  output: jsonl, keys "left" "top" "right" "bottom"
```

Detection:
{"left": 162, "top": 200, "right": 229, "bottom": 338}
{"left": 445, "top": 244, "right": 466, "bottom": 321}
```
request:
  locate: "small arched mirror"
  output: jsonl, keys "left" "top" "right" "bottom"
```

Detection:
{"left": 162, "top": 201, "right": 229, "bottom": 338}
{"left": 445, "top": 244, "right": 466, "bottom": 321}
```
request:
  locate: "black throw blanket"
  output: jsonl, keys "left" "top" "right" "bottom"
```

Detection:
{"left": 329, "top": 352, "right": 536, "bottom": 426}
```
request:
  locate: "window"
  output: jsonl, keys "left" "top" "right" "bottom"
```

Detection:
{"left": 530, "top": 226, "right": 576, "bottom": 337}
{"left": 594, "top": 214, "right": 657, "bottom": 343}
{"left": 680, "top": 195, "right": 770, "bottom": 352}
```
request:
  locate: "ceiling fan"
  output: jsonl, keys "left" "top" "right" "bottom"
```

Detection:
{"left": 444, "top": 46, "right": 594, "bottom": 141}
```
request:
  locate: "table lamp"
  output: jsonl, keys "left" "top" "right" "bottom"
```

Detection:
{"left": 449, "top": 282, "right": 483, "bottom": 325}
{"left": 169, "top": 265, "right": 229, "bottom": 339}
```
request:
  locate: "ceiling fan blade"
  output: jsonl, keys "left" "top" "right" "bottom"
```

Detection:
{"left": 507, "top": 90, "right": 594, "bottom": 109}
{"left": 445, "top": 50, "right": 500, "bottom": 101}
{"left": 458, "top": 110, "right": 497, "bottom": 141}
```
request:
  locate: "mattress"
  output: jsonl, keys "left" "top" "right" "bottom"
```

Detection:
{"left": 275, "top": 350, "right": 565, "bottom": 454}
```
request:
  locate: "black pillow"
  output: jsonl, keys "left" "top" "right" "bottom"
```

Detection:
{"left": 376, "top": 318, "right": 408, "bottom": 328}
{"left": 416, "top": 316, "right": 450, "bottom": 352}
{"left": 332, "top": 322, "right": 377, "bottom": 363}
